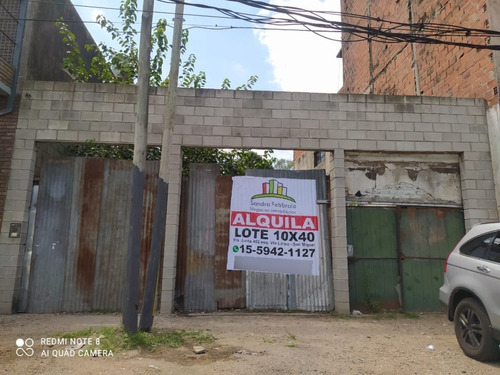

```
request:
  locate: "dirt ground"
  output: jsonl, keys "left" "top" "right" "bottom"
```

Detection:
{"left": 1, "top": 311, "right": 499, "bottom": 374}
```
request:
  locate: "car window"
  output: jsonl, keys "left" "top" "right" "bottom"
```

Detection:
{"left": 459, "top": 232, "right": 497, "bottom": 258}
{"left": 487, "top": 236, "right": 500, "bottom": 263}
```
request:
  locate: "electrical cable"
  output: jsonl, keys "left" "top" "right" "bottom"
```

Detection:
{"left": 12, "top": 0, "right": 500, "bottom": 50}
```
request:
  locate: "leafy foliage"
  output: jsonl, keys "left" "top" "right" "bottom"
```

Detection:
{"left": 67, "top": 141, "right": 276, "bottom": 176}
{"left": 57, "top": 0, "right": 256, "bottom": 89}
{"left": 273, "top": 158, "right": 294, "bottom": 170}
{"left": 66, "top": 140, "right": 161, "bottom": 161}
{"left": 182, "top": 148, "right": 276, "bottom": 176}
{"left": 59, "top": 0, "right": 278, "bottom": 175}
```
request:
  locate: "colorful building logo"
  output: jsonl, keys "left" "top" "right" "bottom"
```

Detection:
{"left": 251, "top": 179, "right": 296, "bottom": 202}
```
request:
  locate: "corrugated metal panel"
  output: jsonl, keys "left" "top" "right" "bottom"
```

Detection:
{"left": 138, "top": 161, "right": 161, "bottom": 306}
{"left": 184, "top": 164, "right": 219, "bottom": 311}
{"left": 92, "top": 160, "right": 132, "bottom": 310}
{"left": 175, "top": 176, "right": 189, "bottom": 310}
{"left": 28, "top": 159, "right": 75, "bottom": 313}
{"left": 215, "top": 176, "right": 245, "bottom": 309}
{"left": 18, "top": 185, "right": 39, "bottom": 312}
{"left": 245, "top": 169, "right": 334, "bottom": 311}
{"left": 346, "top": 207, "right": 401, "bottom": 311}
{"left": 62, "top": 157, "right": 88, "bottom": 312}
{"left": 346, "top": 206, "right": 465, "bottom": 312}
{"left": 246, "top": 271, "right": 288, "bottom": 309}
{"left": 28, "top": 158, "right": 160, "bottom": 313}
{"left": 399, "top": 207, "right": 465, "bottom": 312}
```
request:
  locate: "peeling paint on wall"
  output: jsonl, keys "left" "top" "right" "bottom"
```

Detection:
{"left": 345, "top": 152, "right": 462, "bottom": 205}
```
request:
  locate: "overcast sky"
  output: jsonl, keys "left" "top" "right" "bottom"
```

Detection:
{"left": 75, "top": 0, "right": 343, "bottom": 159}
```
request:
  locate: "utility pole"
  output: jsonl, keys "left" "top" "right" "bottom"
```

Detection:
{"left": 123, "top": 0, "right": 155, "bottom": 334}
{"left": 139, "top": 0, "right": 185, "bottom": 331}
{"left": 160, "top": 0, "right": 185, "bottom": 181}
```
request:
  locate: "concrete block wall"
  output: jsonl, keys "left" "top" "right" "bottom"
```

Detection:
{"left": 0, "top": 81, "right": 498, "bottom": 314}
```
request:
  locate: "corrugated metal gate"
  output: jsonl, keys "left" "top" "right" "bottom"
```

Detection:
{"left": 347, "top": 206, "right": 464, "bottom": 312}
{"left": 245, "top": 169, "right": 334, "bottom": 311}
{"left": 24, "top": 158, "right": 161, "bottom": 313}
{"left": 176, "top": 165, "right": 333, "bottom": 312}
{"left": 176, "top": 164, "right": 246, "bottom": 311}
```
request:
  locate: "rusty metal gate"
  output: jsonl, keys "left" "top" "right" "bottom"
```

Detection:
{"left": 23, "top": 158, "right": 161, "bottom": 313}
{"left": 347, "top": 206, "right": 464, "bottom": 312}
{"left": 176, "top": 165, "right": 333, "bottom": 312}
{"left": 176, "top": 164, "right": 246, "bottom": 311}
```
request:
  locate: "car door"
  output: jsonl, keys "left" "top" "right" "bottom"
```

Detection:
{"left": 481, "top": 234, "right": 500, "bottom": 328}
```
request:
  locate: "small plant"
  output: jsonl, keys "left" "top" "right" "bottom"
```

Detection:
{"left": 373, "top": 312, "right": 397, "bottom": 320}
{"left": 54, "top": 327, "right": 215, "bottom": 352}
{"left": 285, "top": 330, "right": 297, "bottom": 341}
{"left": 286, "top": 343, "right": 297, "bottom": 348}
{"left": 262, "top": 337, "right": 276, "bottom": 344}
{"left": 330, "top": 312, "right": 352, "bottom": 319}
{"left": 403, "top": 312, "right": 420, "bottom": 319}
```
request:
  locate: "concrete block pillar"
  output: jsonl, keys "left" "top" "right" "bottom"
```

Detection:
{"left": 329, "top": 149, "right": 350, "bottom": 313}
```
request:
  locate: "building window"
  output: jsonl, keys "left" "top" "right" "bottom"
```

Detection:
{"left": 314, "top": 151, "right": 325, "bottom": 166}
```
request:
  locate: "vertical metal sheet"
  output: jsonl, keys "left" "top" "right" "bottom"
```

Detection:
{"left": 28, "top": 159, "right": 75, "bottom": 313}
{"left": 347, "top": 206, "right": 465, "bottom": 312}
{"left": 62, "top": 157, "right": 86, "bottom": 312}
{"left": 214, "top": 176, "right": 245, "bottom": 309}
{"left": 18, "top": 185, "right": 39, "bottom": 312}
{"left": 346, "top": 207, "right": 401, "bottom": 311}
{"left": 245, "top": 169, "right": 334, "bottom": 311}
{"left": 92, "top": 160, "right": 132, "bottom": 310}
{"left": 138, "top": 161, "right": 160, "bottom": 306}
{"left": 28, "top": 158, "right": 161, "bottom": 313}
{"left": 184, "top": 164, "right": 219, "bottom": 311}
{"left": 399, "top": 207, "right": 465, "bottom": 312}
{"left": 175, "top": 176, "right": 189, "bottom": 310}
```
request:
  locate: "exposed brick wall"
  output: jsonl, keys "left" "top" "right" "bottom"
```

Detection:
{"left": 0, "top": 97, "right": 19, "bottom": 231}
{"left": 340, "top": 0, "right": 498, "bottom": 106}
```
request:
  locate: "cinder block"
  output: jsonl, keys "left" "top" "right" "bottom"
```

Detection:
{"left": 357, "top": 140, "right": 377, "bottom": 149}
{"left": 36, "top": 130, "right": 57, "bottom": 140}
{"left": 202, "top": 136, "right": 222, "bottom": 147}
{"left": 212, "top": 126, "right": 231, "bottom": 135}
{"left": 231, "top": 127, "right": 251, "bottom": 137}
{"left": 281, "top": 138, "right": 300, "bottom": 149}
{"left": 222, "top": 136, "right": 242, "bottom": 148}
{"left": 300, "top": 138, "right": 320, "bottom": 150}
{"left": 261, "top": 137, "right": 281, "bottom": 148}
{"left": 242, "top": 137, "right": 262, "bottom": 148}
{"left": 56, "top": 131, "right": 78, "bottom": 141}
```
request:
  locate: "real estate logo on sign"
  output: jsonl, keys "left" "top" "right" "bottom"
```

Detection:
{"left": 227, "top": 176, "right": 320, "bottom": 276}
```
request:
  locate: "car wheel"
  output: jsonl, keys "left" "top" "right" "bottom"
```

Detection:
{"left": 454, "top": 298, "right": 500, "bottom": 361}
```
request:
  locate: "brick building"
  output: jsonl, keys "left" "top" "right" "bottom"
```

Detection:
{"left": 338, "top": 0, "right": 500, "bottom": 211}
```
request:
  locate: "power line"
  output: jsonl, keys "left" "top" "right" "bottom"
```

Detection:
{"left": 159, "top": 0, "right": 500, "bottom": 50}
{"left": 16, "top": 0, "right": 500, "bottom": 50}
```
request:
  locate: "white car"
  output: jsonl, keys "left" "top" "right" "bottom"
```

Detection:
{"left": 439, "top": 222, "right": 500, "bottom": 361}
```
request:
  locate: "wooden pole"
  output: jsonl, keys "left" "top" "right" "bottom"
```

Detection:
{"left": 139, "top": 0, "right": 185, "bottom": 331}
{"left": 122, "top": 0, "right": 154, "bottom": 334}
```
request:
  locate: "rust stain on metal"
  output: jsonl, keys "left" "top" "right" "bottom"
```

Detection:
{"left": 215, "top": 176, "right": 245, "bottom": 309}
{"left": 175, "top": 177, "right": 189, "bottom": 310}
{"left": 76, "top": 159, "right": 104, "bottom": 305}
{"left": 138, "top": 161, "right": 160, "bottom": 306}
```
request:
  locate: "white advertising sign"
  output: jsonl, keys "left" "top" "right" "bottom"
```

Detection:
{"left": 227, "top": 176, "right": 319, "bottom": 275}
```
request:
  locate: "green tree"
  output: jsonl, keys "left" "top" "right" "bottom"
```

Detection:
{"left": 273, "top": 158, "right": 294, "bottom": 170}
{"left": 58, "top": 0, "right": 271, "bottom": 175}
{"left": 67, "top": 141, "right": 276, "bottom": 176}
